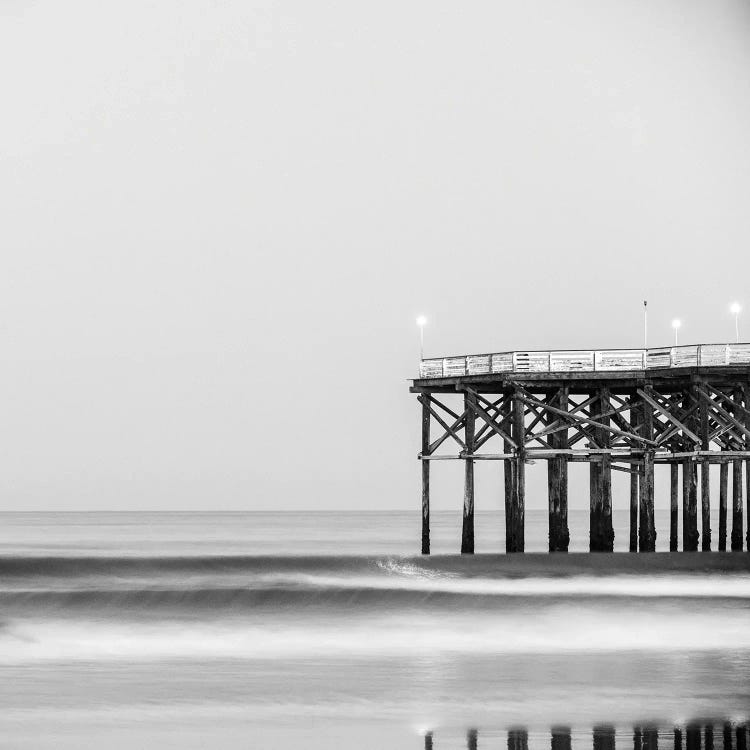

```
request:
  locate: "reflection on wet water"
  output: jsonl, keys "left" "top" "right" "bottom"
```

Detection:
{"left": 424, "top": 724, "right": 749, "bottom": 750}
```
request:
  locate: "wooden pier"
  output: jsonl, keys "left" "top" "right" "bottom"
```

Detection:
{"left": 411, "top": 343, "right": 750, "bottom": 553}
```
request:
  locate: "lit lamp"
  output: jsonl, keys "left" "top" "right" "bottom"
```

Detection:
{"left": 672, "top": 319, "right": 681, "bottom": 346}
{"left": 730, "top": 302, "right": 741, "bottom": 343}
{"left": 416, "top": 316, "right": 427, "bottom": 361}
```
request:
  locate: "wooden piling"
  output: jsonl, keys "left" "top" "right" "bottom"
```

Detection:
{"left": 737, "top": 725, "right": 747, "bottom": 750}
{"left": 674, "top": 728, "right": 683, "bottom": 750}
{"left": 593, "top": 726, "right": 616, "bottom": 750}
{"left": 746, "top": 383, "right": 750, "bottom": 550}
{"left": 683, "top": 393, "right": 699, "bottom": 551}
{"left": 507, "top": 390, "right": 525, "bottom": 552}
{"left": 461, "top": 392, "right": 475, "bottom": 554}
{"left": 700, "top": 392, "right": 711, "bottom": 550}
{"left": 552, "top": 728, "right": 572, "bottom": 750}
{"left": 685, "top": 724, "right": 701, "bottom": 750}
{"left": 639, "top": 395, "right": 656, "bottom": 551}
{"left": 630, "top": 397, "right": 639, "bottom": 552}
{"left": 703, "top": 724, "right": 714, "bottom": 750}
{"left": 467, "top": 729, "right": 478, "bottom": 750}
{"left": 670, "top": 463, "right": 679, "bottom": 551}
{"left": 732, "top": 456, "right": 743, "bottom": 550}
{"left": 509, "top": 729, "right": 529, "bottom": 750}
{"left": 421, "top": 396, "right": 430, "bottom": 555}
{"left": 591, "top": 388, "right": 614, "bottom": 551}
{"left": 642, "top": 728, "right": 658, "bottom": 750}
{"left": 548, "top": 388, "right": 569, "bottom": 552}
{"left": 504, "top": 426, "right": 514, "bottom": 552}
{"left": 722, "top": 725, "right": 731, "bottom": 750}
{"left": 683, "top": 457, "right": 699, "bottom": 551}
{"left": 719, "top": 461, "right": 729, "bottom": 551}
{"left": 731, "top": 386, "right": 744, "bottom": 551}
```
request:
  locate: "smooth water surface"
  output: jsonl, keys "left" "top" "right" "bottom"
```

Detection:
{"left": 0, "top": 511, "right": 748, "bottom": 749}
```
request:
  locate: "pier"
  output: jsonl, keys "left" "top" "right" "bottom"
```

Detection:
{"left": 411, "top": 343, "right": 750, "bottom": 553}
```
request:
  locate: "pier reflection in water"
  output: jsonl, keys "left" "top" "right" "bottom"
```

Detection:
{"left": 424, "top": 724, "right": 749, "bottom": 750}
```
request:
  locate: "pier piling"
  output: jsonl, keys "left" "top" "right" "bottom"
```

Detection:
{"left": 700, "top": 391, "right": 712, "bottom": 550}
{"left": 547, "top": 388, "right": 570, "bottom": 551}
{"left": 509, "top": 729, "right": 529, "bottom": 750}
{"left": 507, "top": 390, "right": 525, "bottom": 552}
{"left": 630, "top": 398, "right": 640, "bottom": 552}
{"left": 590, "top": 388, "right": 614, "bottom": 551}
{"left": 551, "top": 727, "right": 572, "bottom": 750}
{"left": 670, "top": 463, "right": 679, "bottom": 551}
{"left": 421, "top": 395, "right": 430, "bottom": 555}
{"left": 639, "top": 395, "right": 656, "bottom": 552}
{"left": 683, "top": 392, "right": 700, "bottom": 551}
{"left": 685, "top": 724, "right": 701, "bottom": 750}
{"left": 731, "top": 388, "right": 745, "bottom": 550}
{"left": 719, "top": 461, "right": 729, "bottom": 551}
{"left": 594, "top": 726, "right": 616, "bottom": 750}
{"left": 461, "top": 392, "right": 475, "bottom": 554}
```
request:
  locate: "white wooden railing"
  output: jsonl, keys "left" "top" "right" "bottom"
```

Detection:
{"left": 418, "top": 343, "right": 750, "bottom": 379}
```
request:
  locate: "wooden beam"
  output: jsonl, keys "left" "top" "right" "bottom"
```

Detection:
{"left": 518, "top": 390, "right": 657, "bottom": 446}
{"left": 427, "top": 409, "right": 468, "bottom": 455}
{"left": 472, "top": 395, "right": 507, "bottom": 449}
{"left": 696, "top": 387, "right": 750, "bottom": 442}
{"left": 463, "top": 388, "right": 518, "bottom": 448}
{"left": 637, "top": 388, "right": 701, "bottom": 444}
{"left": 418, "top": 396, "right": 467, "bottom": 450}
{"left": 528, "top": 394, "right": 599, "bottom": 441}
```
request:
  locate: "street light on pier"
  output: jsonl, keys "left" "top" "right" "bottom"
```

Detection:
{"left": 730, "top": 302, "right": 741, "bottom": 343}
{"left": 416, "top": 316, "right": 427, "bottom": 361}
{"left": 672, "top": 319, "right": 681, "bottom": 346}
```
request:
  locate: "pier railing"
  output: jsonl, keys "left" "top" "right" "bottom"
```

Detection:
{"left": 418, "top": 342, "right": 750, "bottom": 379}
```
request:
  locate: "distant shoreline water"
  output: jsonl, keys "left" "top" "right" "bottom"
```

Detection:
{"left": 0, "top": 509, "right": 739, "bottom": 556}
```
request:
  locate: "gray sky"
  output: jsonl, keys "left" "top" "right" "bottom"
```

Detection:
{"left": 2, "top": 0, "right": 750, "bottom": 511}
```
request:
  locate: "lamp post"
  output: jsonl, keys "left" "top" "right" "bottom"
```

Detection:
{"left": 730, "top": 303, "right": 741, "bottom": 343}
{"left": 416, "top": 316, "right": 427, "bottom": 361}
{"left": 643, "top": 300, "right": 648, "bottom": 348}
{"left": 672, "top": 319, "right": 681, "bottom": 346}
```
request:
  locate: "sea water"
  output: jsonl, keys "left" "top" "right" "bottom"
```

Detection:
{"left": 0, "top": 511, "right": 748, "bottom": 749}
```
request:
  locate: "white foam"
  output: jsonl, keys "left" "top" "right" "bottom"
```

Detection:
{"left": 266, "top": 569, "right": 750, "bottom": 599}
{"left": 2, "top": 604, "right": 750, "bottom": 663}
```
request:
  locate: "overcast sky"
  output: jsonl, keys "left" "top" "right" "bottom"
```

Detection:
{"left": 2, "top": 0, "right": 750, "bottom": 512}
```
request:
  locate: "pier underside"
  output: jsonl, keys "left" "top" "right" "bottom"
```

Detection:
{"left": 411, "top": 367, "right": 750, "bottom": 554}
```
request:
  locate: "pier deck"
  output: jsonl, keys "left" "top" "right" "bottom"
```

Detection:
{"left": 410, "top": 342, "right": 750, "bottom": 554}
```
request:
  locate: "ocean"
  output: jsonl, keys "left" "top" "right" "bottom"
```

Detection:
{"left": 0, "top": 510, "right": 748, "bottom": 749}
